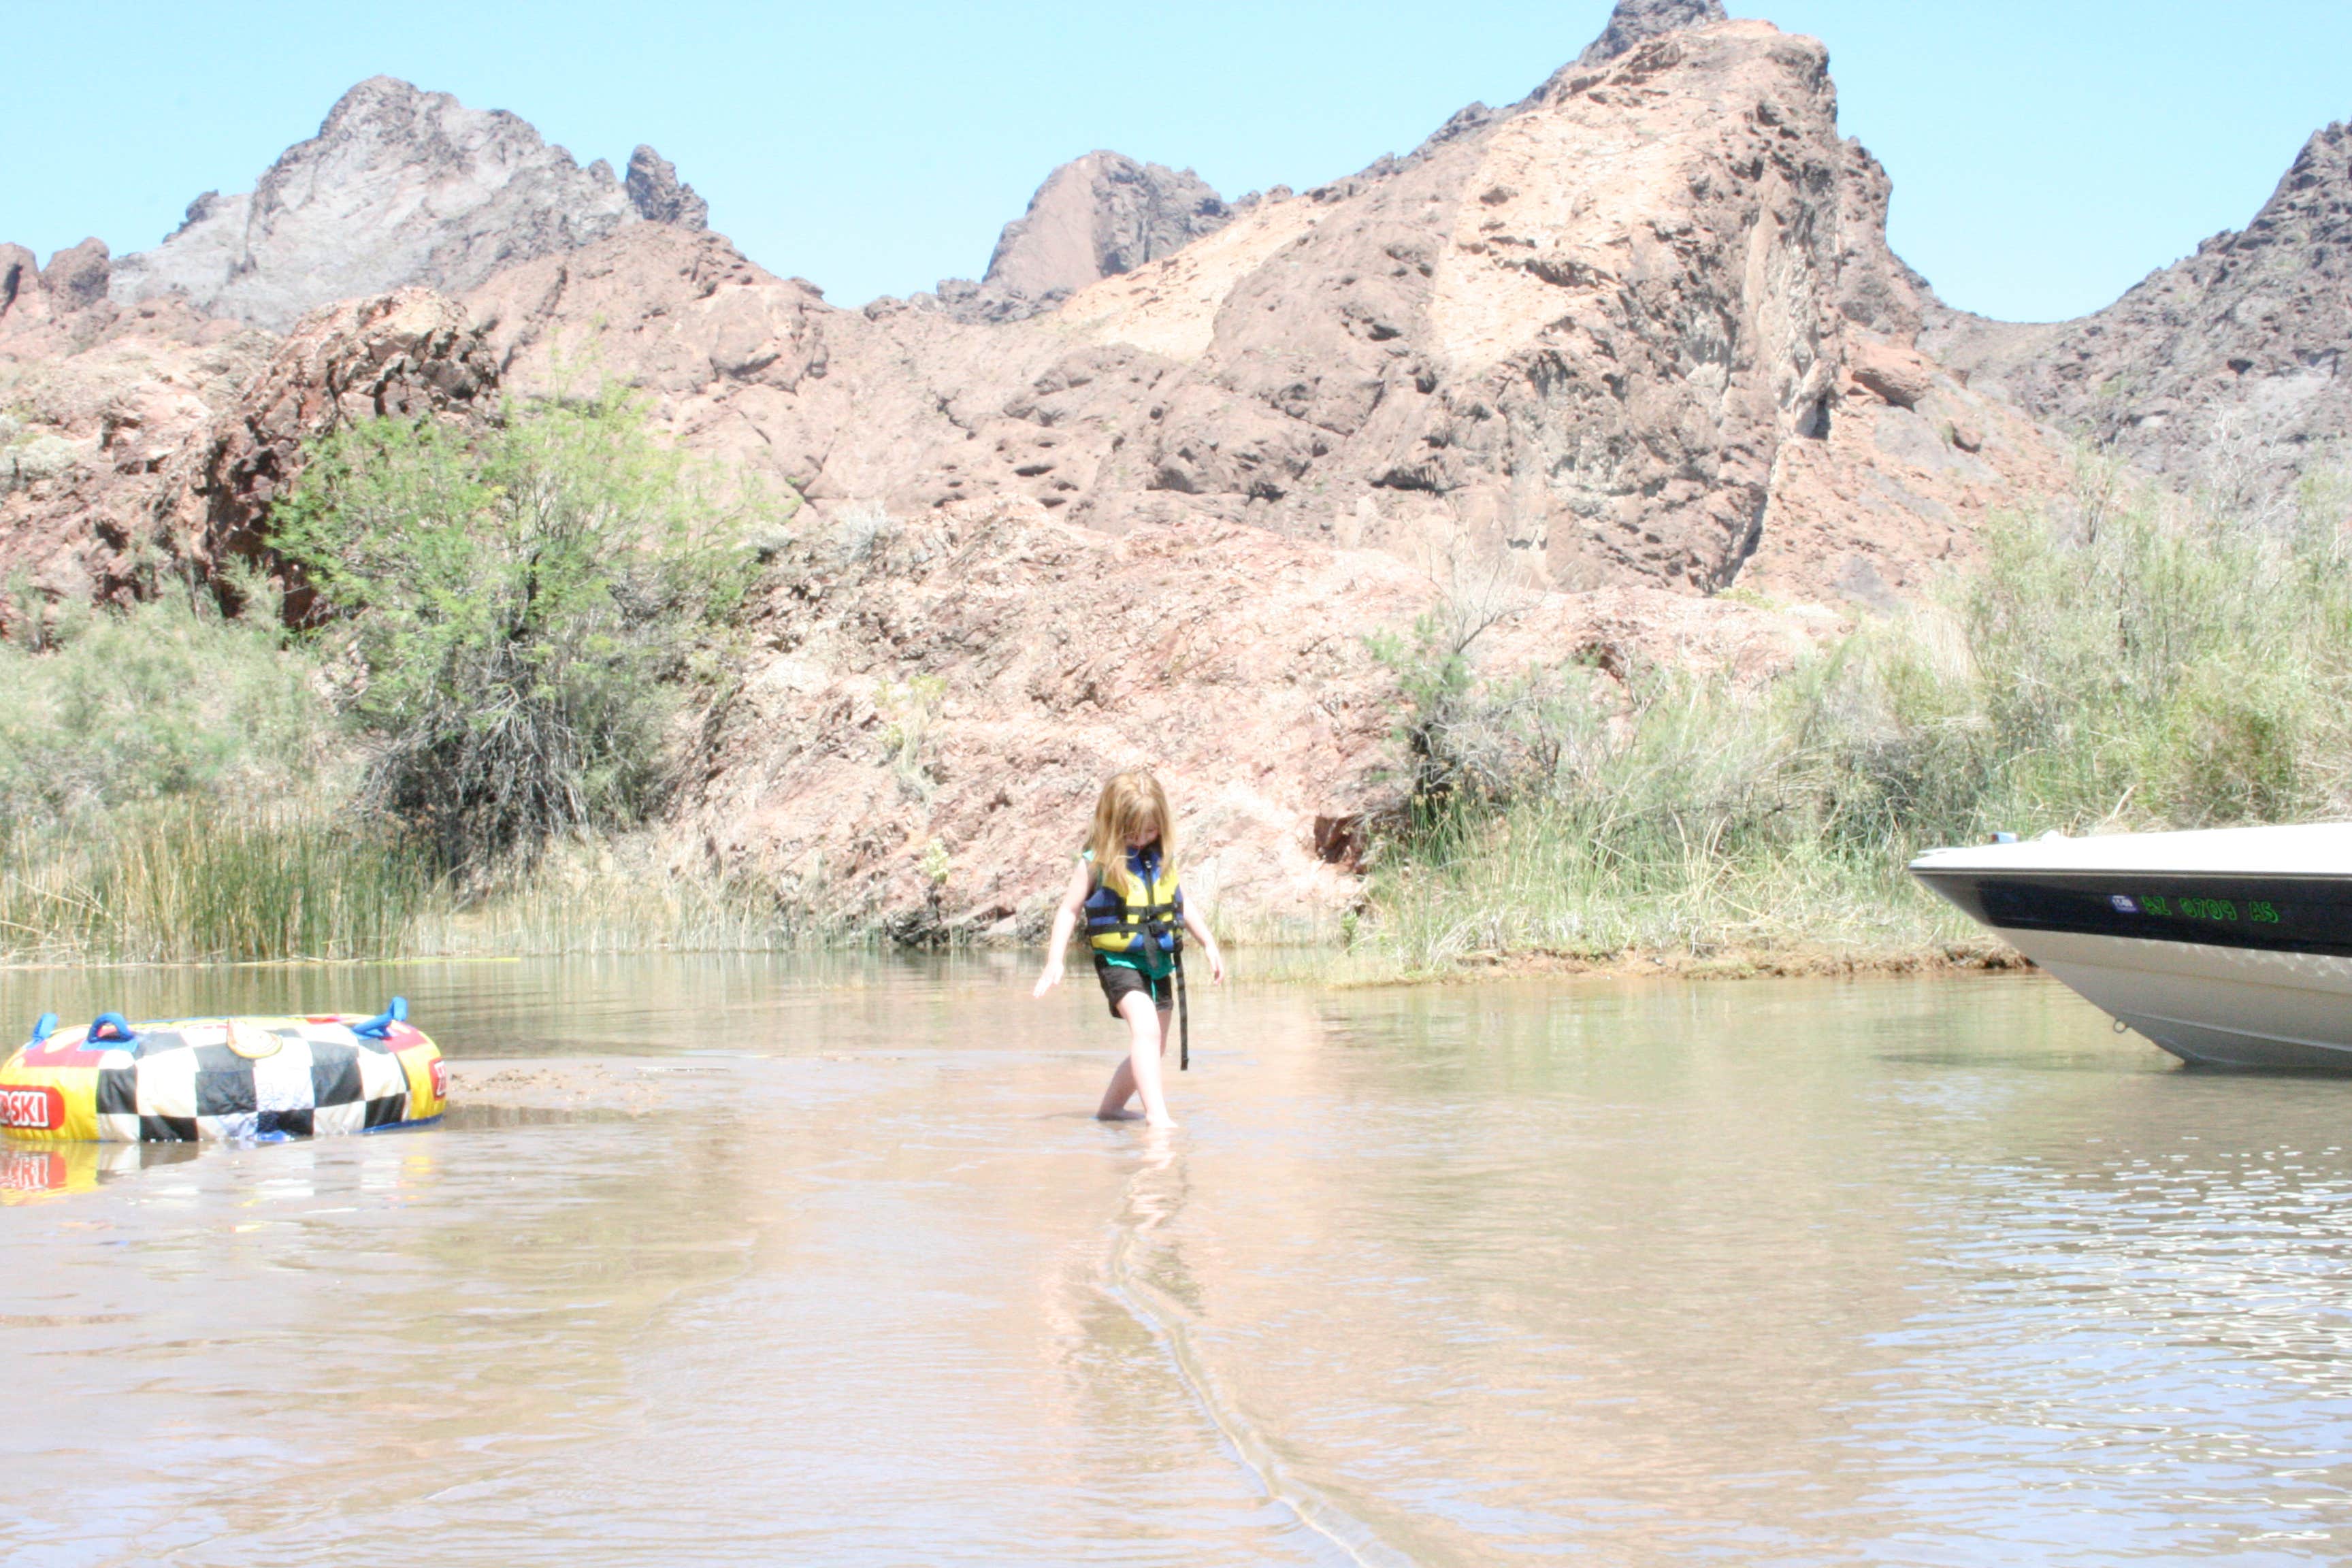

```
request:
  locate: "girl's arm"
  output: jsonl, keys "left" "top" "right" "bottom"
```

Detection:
{"left": 1032, "top": 860, "right": 1095, "bottom": 997}
{"left": 1183, "top": 902, "right": 1226, "bottom": 983}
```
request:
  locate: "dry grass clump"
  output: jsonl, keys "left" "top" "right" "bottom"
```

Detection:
{"left": 0, "top": 592, "right": 423, "bottom": 962}
{"left": 1, "top": 804, "right": 429, "bottom": 964}
{"left": 1360, "top": 468, "right": 2352, "bottom": 976}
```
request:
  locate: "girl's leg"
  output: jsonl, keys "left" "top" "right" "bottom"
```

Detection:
{"left": 1097, "top": 1054, "right": 1139, "bottom": 1120}
{"left": 1097, "top": 992, "right": 1176, "bottom": 1126}
{"left": 1094, "top": 1002, "right": 1176, "bottom": 1120}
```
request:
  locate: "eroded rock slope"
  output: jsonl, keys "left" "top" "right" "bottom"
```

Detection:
{"left": 0, "top": 253, "right": 491, "bottom": 608}
{"left": 1927, "top": 122, "right": 2352, "bottom": 495}
{"left": 472, "top": 13, "right": 2062, "bottom": 612}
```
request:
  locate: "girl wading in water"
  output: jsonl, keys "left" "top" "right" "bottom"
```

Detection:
{"left": 1034, "top": 771, "right": 1224, "bottom": 1127}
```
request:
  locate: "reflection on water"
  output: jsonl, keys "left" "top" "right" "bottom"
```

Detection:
{"left": 5, "top": 960, "right": 2352, "bottom": 1565}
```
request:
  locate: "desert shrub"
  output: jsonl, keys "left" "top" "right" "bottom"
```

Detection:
{"left": 1364, "top": 566, "right": 1552, "bottom": 806}
{"left": 276, "top": 389, "right": 766, "bottom": 879}
{"left": 0, "top": 591, "right": 329, "bottom": 828}
{"left": 0, "top": 598, "right": 431, "bottom": 962}
{"left": 1362, "top": 475, "right": 2352, "bottom": 970}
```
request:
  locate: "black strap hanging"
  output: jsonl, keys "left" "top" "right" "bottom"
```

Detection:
{"left": 1176, "top": 949, "right": 1190, "bottom": 1072}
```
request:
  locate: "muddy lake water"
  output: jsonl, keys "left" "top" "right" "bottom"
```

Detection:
{"left": 5, "top": 957, "right": 2352, "bottom": 1565}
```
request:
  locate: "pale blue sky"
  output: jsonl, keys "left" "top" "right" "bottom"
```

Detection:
{"left": 7, "top": 1, "right": 2349, "bottom": 323}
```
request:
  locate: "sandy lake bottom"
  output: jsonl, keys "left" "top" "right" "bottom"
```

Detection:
{"left": 5, "top": 957, "right": 2352, "bottom": 1566}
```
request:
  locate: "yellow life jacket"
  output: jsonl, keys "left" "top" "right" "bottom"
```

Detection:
{"left": 1084, "top": 846, "right": 1183, "bottom": 968}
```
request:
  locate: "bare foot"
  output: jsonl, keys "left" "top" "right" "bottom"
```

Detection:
{"left": 1096, "top": 1107, "right": 1144, "bottom": 1122}
{"left": 1145, "top": 1115, "right": 1179, "bottom": 1130}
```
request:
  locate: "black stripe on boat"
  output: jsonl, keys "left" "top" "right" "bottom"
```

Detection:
{"left": 1918, "top": 873, "right": 2352, "bottom": 958}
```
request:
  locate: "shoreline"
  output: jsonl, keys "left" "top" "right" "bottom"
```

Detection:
{"left": 1, "top": 939, "right": 2033, "bottom": 984}
{"left": 1418, "top": 941, "right": 2032, "bottom": 983}
{"left": 1271, "top": 938, "right": 2033, "bottom": 990}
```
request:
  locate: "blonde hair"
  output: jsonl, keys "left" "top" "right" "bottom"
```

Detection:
{"left": 1086, "top": 770, "right": 1175, "bottom": 896}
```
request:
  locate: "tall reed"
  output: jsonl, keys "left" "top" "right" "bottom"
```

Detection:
{"left": 1, "top": 804, "right": 431, "bottom": 964}
{"left": 1361, "top": 478, "right": 2352, "bottom": 974}
{"left": 0, "top": 809, "right": 836, "bottom": 966}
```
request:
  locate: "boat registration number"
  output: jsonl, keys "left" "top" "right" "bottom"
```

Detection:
{"left": 2112, "top": 894, "right": 2283, "bottom": 924}
{"left": 1, "top": 1085, "right": 65, "bottom": 1131}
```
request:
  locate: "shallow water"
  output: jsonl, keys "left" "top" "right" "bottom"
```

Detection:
{"left": 5, "top": 958, "right": 2352, "bottom": 1565}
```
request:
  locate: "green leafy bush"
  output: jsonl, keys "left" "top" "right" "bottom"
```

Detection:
{"left": 0, "top": 592, "right": 327, "bottom": 828}
{"left": 0, "top": 595, "right": 426, "bottom": 962}
{"left": 276, "top": 389, "right": 765, "bottom": 878}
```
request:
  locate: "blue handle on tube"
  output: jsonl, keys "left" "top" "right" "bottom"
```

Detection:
{"left": 354, "top": 997, "right": 409, "bottom": 1040}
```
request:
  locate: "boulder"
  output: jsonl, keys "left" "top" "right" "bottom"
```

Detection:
{"left": 1848, "top": 340, "right": 1936, "bottom": 408}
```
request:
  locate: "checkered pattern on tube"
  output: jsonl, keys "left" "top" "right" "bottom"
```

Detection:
{"left": 93, "top": 1024, "right": 413, "bottom": 1143}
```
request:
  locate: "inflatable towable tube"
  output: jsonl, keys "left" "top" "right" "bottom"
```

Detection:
{"left": 0, "top": 998, "right": 446, "bottom": 1143}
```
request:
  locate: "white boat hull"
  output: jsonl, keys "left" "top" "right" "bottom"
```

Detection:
{"left": 1999, "top": 927, "right": 2352, "bottom": 1070}
{"left": 1909, "top": 823, "right": 2352, "bottom": 1071}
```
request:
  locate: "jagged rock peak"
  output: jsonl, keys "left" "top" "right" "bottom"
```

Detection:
{"left": 0, "top": 238, "right": 114, "bottom": 334}
{"left": 1932, "top": 116, "right": 2352, "bottom": 495}
{"left": 41, "top": 240, "right": 111, "bottom": 312}
{"left": 1578, "top": 0, "right": 1730, "bottom": 65}
{"left": 626, "top": 145, "right": 708, "bottom": 229}
{"left": 2247, "top": 120, "right": 2352, "bottom": 241}
{"left": 109, "top": 76, "right": 702, "bottom": 331}
{"left": 940, "top": 151, "right": 1233, "bottom": 323}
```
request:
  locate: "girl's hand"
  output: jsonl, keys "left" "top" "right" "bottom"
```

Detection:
{"left": 1032, "top": 959, "right": 1064, "bottom": 998}
{"left": 1206, "top": 945, "right": 1226, "bottom": 984}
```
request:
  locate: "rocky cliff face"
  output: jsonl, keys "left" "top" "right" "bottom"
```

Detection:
{"left": 470, "top": 12, "right": 2059, "bottom": 610}
{"left": 679, "top": 496, "right": 1829, "bottom": 938}
{"left": 448, "top": 3, "right": 2065, "bottom": 926}
{"left": 1926, "top": 121, "right": 2352, "bottom": 497}
{"left": 936, "top": 152, "right": 1235, "bottom": 324}
{"left": 0, "top": 266, "right": 487, "bottom": 612}
{"left": 1, "top": 0, "right": 2077, "bottom": 932}
{"left": 152, "top": 291, "right": 497, "bottom": 604}
{"left": 105, "top": 76, "right": 706, "bottom": 332}
{"left": 1, "top": 235, "right": 270, "bottom": 606}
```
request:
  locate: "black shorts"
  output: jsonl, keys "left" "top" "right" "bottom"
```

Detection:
{"left": 1094, "top": 956, "right": 1174, "bottom": 1019}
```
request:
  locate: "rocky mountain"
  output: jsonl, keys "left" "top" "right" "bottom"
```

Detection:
{"left": 2, "top": 0, "right": 2078, "bottom": 932}
{"left": 1927, "top": 120, "right": 2352, "bottom": 497}
{"left": 468, "top": 10, "right": 2058, "bottom": 610}
{"left": 105, "top": 76, "right": 706, "bottom": 332}
{"left": 446, "top": 3, "right": 2068, "bottom": 921}
{"left": 936, "top": 152, "right": 1236, "bottom": 324}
